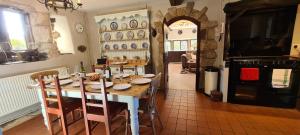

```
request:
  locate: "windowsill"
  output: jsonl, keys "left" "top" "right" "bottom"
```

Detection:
{"left": 60, "top": 53, "right": 73, "bottom": 55}
{"left": 0, "top": 59, "right": 48, "bottom": 65}
{"left": 1, "top": 60, "right": 28, "bottom": 65}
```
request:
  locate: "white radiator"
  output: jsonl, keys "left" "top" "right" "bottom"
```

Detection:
{"left": 0, "top": 67, "right": 68, "bottom": 125}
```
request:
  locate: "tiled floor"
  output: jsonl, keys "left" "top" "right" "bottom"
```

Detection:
{"left": 3, "top": 66, "right": 300, "bottom": 135}
{"left": 4, "top": 89, "right": 300, "bottom": 135}
{"left": 168, "top": 63, "right": 195, "bottom": 90}
{"left": 157, "top": 90, "right": 300, "bottom": 135}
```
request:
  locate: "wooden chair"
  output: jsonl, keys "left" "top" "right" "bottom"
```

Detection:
{"left": 36, "top": 71, "right": 82, "bottom": 135}
{"left": 139, "top": 73, "right": 163, "bottom": 135}
{"left": 79, "top": 77, "right": 129, "bottom": 135}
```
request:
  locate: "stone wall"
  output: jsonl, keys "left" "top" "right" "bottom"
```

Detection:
{"left": 1, "top": 0, "right": 60, "bottom": 58}
{"left": 154, "top": 2, "right": 218, "bottom": 70}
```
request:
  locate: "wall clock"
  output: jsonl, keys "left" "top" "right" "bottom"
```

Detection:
{"left": 75, "top": 23, "right": 84, "bottom": 33}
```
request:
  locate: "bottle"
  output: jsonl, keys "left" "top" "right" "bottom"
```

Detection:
{"left": 135, "top": 65, "right": 138, "bottom": 75}
{"left": 80, "top": 61, "right": 86, "bottom": 77}
{"left": 105, "top": 61, "right": 112, "bottom": 81}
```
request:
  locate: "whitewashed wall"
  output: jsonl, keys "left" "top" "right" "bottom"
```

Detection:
{"left": 0, "top": 0, "right": 91, "bottom": 78}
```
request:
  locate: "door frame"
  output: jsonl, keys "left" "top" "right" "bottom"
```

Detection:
{"left": 162, "top": 16, "right": 201, "bottom": 97}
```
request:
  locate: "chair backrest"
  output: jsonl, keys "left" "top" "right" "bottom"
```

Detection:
{"left": 38, "top": 75, "right": 65, "bottom": 112}
{"left": 79, "top": 76, "right": 112, "bottom": 133}
{"left": 149, "top": 73, "right": 162, "bottom": 108}
{"left": 31, "top": 70, "right": 59, "bottom": 82}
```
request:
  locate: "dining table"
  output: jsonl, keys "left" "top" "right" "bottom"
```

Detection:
{"left": 36, "top": 74, "right": 151, "bottom": 135}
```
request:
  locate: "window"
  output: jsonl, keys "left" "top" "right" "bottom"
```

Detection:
{"left": 0, "top": 7, "right": 30, "bottom": 51}
{"left": 191, "top": 39, "right": 197, "bottom": 50}
{"left": 173, "top": 41, "right": 181, "bottom": 51}
{"left": 180, "top": 40, "right": 188, "bottom": 50}
{"left": 172, "top": 40, "right": 188, "bottom": 51}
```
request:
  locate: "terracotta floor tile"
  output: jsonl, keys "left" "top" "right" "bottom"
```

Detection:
{"left": 209, "top": 129, "right": 222, "bottom": 135}
{"left": 4, "top": 86, "right": 300, "bottom": 135}
{"left": 187, "top": 125, "right": 198, "bottom": 133}
{"left": 187, "top": 120, "right": 197, "bottom": 126}
{"left": 175, "top": 130, "right": 187, "bottom": 135}
{"left": 176, "top": 123, "right": 187, "bottom": 132}
{"left": 198, "top": 127, "right": 211, "bottom": 135}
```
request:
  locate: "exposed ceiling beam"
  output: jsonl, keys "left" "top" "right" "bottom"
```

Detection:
{"left": 169, "top": 0, "right": 184, "bottom": 6}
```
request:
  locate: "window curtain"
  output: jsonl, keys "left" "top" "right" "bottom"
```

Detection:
{"left": 23, "top": 12, "right": 35, "bottom": 49}
{"left": 0, "top": 9, "right": 11, "bottom": 52}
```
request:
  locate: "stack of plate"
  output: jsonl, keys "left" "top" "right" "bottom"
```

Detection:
{"left": 113, "top": 84, "right": 131, "bottom": 90}
{"left": 131, "top": 78, "right": 152, "bottom": 85}
{"left": 90, "top": 82, "right": 114, "bottom": 89}
{"left": 51, "top": 79, "right": 73, "bottom": 86}
{"left": 143, "top": 74, "right": 155, "bottom": 78}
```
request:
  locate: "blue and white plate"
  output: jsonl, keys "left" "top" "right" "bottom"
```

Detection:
{"left": 116, "top": 32, "right": 123, "bottom": 40}
{"left": 103, "top": 33, "right": 111, "bottom": 41}
{"left": 121, "top": 44, "right": 127, "bottom": 49}
{"left": 131, "top": 43, "right": 137, "bottom": 49}
{"left": 126, "top": 31, "right": 134, "bottom": 39}
{"left": 113, "top": 44, "right": 119, "bottom": 50}
{"left": 104, "top": 44, "right": 110, "bottom": 50}
{"left": 110, "top": 22, "right": 118, "bottom": 30}
{"left": 142, "top": 42, "right": 149, "bottom": 49}
{"left": 137, "top": 30, "right": 145, "bottom": 39}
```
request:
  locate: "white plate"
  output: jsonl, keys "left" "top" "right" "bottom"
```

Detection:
{"left": 59, "top": 75, "right": 71, "bottom": 80}
{"left": 113, "top": 84, "right": 131, "bottom": 90}
{"left": 85, "top": 81, "right": 101, "bottom": 85}
{"left": 90, "top": 82, "right": 114, "bottom": 89}
{"left": 114, "top": 74, "right": 130, "bottom": 78}
{"left": 72, "top": 82, "right": 80, "bottom": 87}
{"left": 131, "top": 78, "right": 152, "bottom": 85}
{"left": 86, "top": 73, "right": 99, "bottom": 77}
{"left": 143, "top": 74, "right": 155, "bottom": 78}
{"left": 51, "top": 79, "right": 73, "bottom": 86}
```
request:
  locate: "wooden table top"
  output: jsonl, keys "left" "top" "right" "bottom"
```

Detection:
{"left": 45, "top": 75, "right": 150, "bottom": 98}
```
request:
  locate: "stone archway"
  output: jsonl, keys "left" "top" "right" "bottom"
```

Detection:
{"left": 153, "top": 2, "right": 219, "bottom": 90}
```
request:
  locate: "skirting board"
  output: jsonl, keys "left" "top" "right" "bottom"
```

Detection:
{"left": 0, "top": 103, "right": 40, "bottom": 126}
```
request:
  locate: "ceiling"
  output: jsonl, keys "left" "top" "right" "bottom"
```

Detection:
{"left": 169, "top": 20, "right": 197, "bottom": 30}
{"left": 77, "top": 0, "right": 149, "bottom": 11}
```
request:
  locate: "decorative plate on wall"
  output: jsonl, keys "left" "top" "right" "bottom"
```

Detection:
{"left": 192, "top": 28, "right": 197, "bottom": 33}
{"left": 137, "top": 30, "right": 145, "bottom": 39}
{"left": 126, "top": 31, "right": 134, "bottom": 39}
{"left": 131, "top": 43, "right": 137, "bottom": 49}
{"left": 103, "top": 33, "right": 111, "bottom": 41}
{"left": 129, "top": 19, "right": 138, "bottom": 28}
{"left": 142, "top": 42, "right": 149, "bottom": 49}
{"left": 121, "top": 44, "right": 127, "bottom": 49}
{"left": 116, "top": 32, "right": 123, "bottom": 40}
{"left": 113, "top": 44, "right": 119, "bottom": 50}
{"left": 178, "top": 30, "right": 183, "bottom": 35}
{"left": 104, "top": 44, "right": 110, "bottom": 50}
{"left": 75, "top": 23, "right": 84, "bottom": 33}
{"left": 141, "top": 20, "right": 148, "bottom": 28}
{"left": 110, "top": 22, "right": 118, "bottom": 30}
{"left": 121, "top": 23, "right": 127, "bottom": 30}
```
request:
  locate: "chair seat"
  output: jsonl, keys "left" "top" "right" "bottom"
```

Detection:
{"left": 48, "top": 98, "right": 82, "bottom": 114}
{"left": 87, "top": 102, "right": 127, "bottom": 120}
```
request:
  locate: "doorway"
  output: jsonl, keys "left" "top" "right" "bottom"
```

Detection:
{"left": 163, "top": 17, "right": 201, "bottom": 92}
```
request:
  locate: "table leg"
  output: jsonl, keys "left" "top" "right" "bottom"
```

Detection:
{"left": 37, "top": 89, "right": 48, "bottom": 128}
{"left": 127, "top": 97, "right": 140, "bottom": 135}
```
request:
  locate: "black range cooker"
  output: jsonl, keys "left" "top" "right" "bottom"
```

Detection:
{"left": 227, "top": 56, "right": 300, "bottom": 108}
